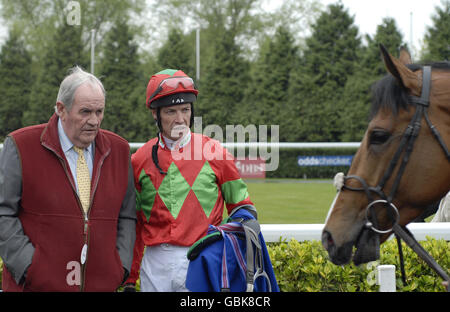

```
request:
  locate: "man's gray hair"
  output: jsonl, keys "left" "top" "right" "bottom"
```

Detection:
{"left": 55, "top": 66, "right": 105, "bottom": 112}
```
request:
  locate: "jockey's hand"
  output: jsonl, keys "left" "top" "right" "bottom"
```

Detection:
{"left": 241, "top": 205, "right": 258, "bottom": 219}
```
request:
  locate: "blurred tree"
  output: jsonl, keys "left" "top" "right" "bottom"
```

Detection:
{"left": 422, "top": 0, "right": 450, "bottom": 61}
{"left": 0, "top": 30, "right": 32, "bottom": 139}
{"left": 148, "top": 0, "right": 263, "bottom": 83}
{"left": 197, "top": 27, "right": 250, "bottom": 130}
{"left": 239, "top": 26, "right": 298, "bottom": 141}
{"left": 338, "top": 17, "right": 405, "bottom": 142}
{"left": 362, "top": 17, "right": 406, "bottom": 76}
{"left": 157, "top": 28, "right": 195, "bottom": 78}
{"left": 301, "top": 3, "right": 361, "bottom": 89}
{"left": 288, "top": 3, "right": 362, "bottom": 141}
{"left": 22, "top": 23, "right": 87, "bottom": 126}
{"left": 147, "top": 0, "right": 320, "bottom": 74}
{"left": 259, "top": 0, "right": 322, "bottom": 50}
{"left": 99, "top": 18, "right": 155, "bottom": 141}
{"left": 0, "top": 0, "right": 146, "bottom": 64}
{"left": 337, "top": 74, "right": 373, "bottom": 141}
{"left": 149, "top": 0, "right": 258, "bottom": 40}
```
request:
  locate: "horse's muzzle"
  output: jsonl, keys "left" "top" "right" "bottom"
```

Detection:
{"left": 322, "top": 226, "right": 380, "bottom": 266}
{"left": 353, "top": 226, "right": 380, "bottom": 265}
{"left": 321, "top": 230, "right": 354, "bottom": 265}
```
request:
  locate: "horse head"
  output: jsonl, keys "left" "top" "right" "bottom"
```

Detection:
{"left": 322, "top": 45, "right": 450, "bottom": 266}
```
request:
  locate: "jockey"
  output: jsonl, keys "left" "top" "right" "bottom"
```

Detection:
{"left": 123, "top": 69, "right": 257, "bottom": 292}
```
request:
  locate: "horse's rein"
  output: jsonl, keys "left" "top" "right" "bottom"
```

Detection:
{"left": 336, "top": 66, "right": 450, "bottom": 290}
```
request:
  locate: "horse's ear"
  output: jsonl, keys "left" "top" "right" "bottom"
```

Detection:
{"left": 379, "top": 44, "right": 420, "bottom": 95}
{"left": 399, "top": 45, "right": 412, "bottom": 65}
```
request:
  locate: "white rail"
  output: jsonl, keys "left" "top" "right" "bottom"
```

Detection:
{"left": 260, "top": 222, "right": 450, "bottom": 242}
{"left": 377, "top": 265, "right": 396, "bottom": 292}
{"left": 1, "top": 142, "right": 361, "bottom": 151}
{"left": 129, "top": 142, "right": 361, "bottom": 150}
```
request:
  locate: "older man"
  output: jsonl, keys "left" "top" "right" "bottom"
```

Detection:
{"left": 0, "top": 66, "right": 136, "bottom": 291}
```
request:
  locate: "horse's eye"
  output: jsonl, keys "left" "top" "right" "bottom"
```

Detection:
{"left": 369, "top": 130, "right": 391, "bottom": 145}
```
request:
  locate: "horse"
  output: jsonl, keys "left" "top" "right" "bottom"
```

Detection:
{"left": 321, "top": 45, "right": 450, "bottom": 287}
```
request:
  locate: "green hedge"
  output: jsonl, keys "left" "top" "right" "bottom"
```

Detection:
{"left": 268, "top": 238, "right": 450, "bottom": 292}
{"left": 2, "top": 237, "right": 448, "bottom": 292}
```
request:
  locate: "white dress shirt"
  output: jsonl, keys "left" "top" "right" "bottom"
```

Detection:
{"left": 57, "top": 118, "right": 94, "bottom": 192}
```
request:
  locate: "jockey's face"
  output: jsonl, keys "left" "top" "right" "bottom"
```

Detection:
{"left": 153, "top": 103, "right": 191, "bottom": 141}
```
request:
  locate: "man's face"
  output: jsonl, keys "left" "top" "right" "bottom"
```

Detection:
{"left": 57, "top": 83, "right": 105, "bottom": 148}
{"left": 153, "top": 103, "right": 191, "bottom": 141}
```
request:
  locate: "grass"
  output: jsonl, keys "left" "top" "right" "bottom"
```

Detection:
{"left": 242, "top": 179, "right": 337, "bottom": 224}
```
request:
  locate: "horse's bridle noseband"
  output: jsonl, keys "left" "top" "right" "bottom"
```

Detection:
{"left": 340, "top": 66, "right": 450, "bottom": 289}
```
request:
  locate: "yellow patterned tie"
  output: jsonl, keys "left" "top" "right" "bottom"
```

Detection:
{"left": 74, "top": 147, "right": 91, "bottom": 214}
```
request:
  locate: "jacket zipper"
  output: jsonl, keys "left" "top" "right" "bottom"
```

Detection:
{"left": 43, "top": 142, "right": 110, "bottom": 291}
{"left": 79, "top": 150, "right": 110, "bottom": 291}
{"left": 80, "top": 215, "right": 90, "bottom": 291}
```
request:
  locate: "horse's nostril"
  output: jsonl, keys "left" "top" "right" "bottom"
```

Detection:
{"left": 322, "top": 230, "right": 334, "bottom": 250}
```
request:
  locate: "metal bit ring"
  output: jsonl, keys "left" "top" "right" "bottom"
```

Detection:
{"left": 364, "top": 199, "right": 399, "bottom": 234}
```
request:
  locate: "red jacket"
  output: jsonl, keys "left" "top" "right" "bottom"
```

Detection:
{"left": 126, "top": 133, "right": 254, "bottom": 284}
{"left": 2, "top": 114, "right": 134, "bottom": 291}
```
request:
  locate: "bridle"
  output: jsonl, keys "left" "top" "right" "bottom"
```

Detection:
{"left": 341, "top": 66, "right": 450, "bottom": 290}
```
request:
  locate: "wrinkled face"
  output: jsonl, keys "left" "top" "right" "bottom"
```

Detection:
{"left": 153, "top": 103, "right": 191, "bottom": 141}
{"left": 57, "top": 83, "right": 105, "bottom": 149}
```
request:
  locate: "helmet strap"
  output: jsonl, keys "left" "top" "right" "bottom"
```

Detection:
{"left": 156, "top": 107, "right": 163, "bottom": 131}
{"left": 189, "top": 103, "right": 194, "bottom": 128}
{"left": 152, "top": 134, "right": 167, "bottom": 175}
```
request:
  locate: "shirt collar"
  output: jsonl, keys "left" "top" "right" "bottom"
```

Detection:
{"left": 159, "top": 130, "right": 191, "bottom": 150}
